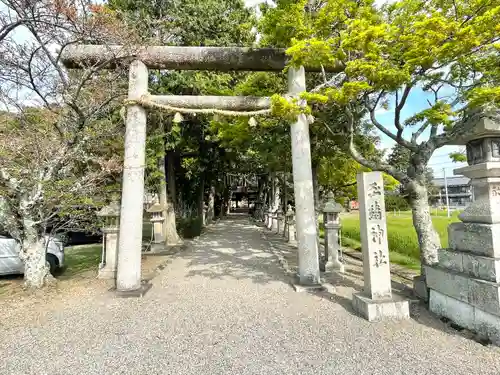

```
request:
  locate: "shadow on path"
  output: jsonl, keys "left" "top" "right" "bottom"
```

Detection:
{"left": 171, "top": 215, "right": 293, "bottom": 286}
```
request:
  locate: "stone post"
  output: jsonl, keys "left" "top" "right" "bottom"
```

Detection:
{"left": 288, "top": 66, "right": 321, "bottom": 287}
{"left": 287, "top": 207, "right": 297, "bottom": 245}
{"left": 254, "top": 201, "right": 261, "bottom": 220}
{"left": 97, "top": 202, "right": 120, "bottom": 280}
{"left": 323, "top": 193, "right": 345, "bottom": 273}
{"left": 147, "top": 202, "right": 165, "bottom": 252}
{"left": 284, "top": 205, "right": 293, "bottom": 240}
{"left": 277, "top": 208, "right": 285, "bottom": 235}
{"left": 116, "top": 60, "right": 151, "bottom": 296}
{"left": 266, "top": 208, "right": 274, "bottom": 230}
{"left": 352, "top": 172, "right": 409, "bottom": 321}
{"left": 263, "top": 206, "right": 269, "bottom": 225}
{"left": 426, "top": 115, "right": 500, "bottom": 345}
{"left": 271, "top": 209, "right": 279, "bottom": 232}
{"left": 202, "top": 204, "right": 208, "bottom": 226}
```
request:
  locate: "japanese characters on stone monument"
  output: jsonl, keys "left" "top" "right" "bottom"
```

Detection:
{"left": 352, "top": 172, "right": 409, "bottom": 321}
{"left": 358, "top": 173, "right": 391, "bottom": 299}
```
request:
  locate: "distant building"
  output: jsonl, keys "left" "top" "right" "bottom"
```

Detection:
{"left": 430, "top": 176, "right": 473, "bottom": 208}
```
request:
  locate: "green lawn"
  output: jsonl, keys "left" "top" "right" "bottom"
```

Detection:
{"left": 338, "top": 210, "right": 460, "bottom": 270}
{"left": 61, "top": 222, "right": 154, "bottom": 277}
{"left": 62, "top": 244, "right": 102, "bottom": 277}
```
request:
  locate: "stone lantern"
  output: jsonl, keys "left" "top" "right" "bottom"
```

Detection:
{"left": 97, "top": 201, "right": 120, "bottom": 280}
{"left": 323, "top": 193, "right": 345, "bottom": 273}
{"left": 147, "top": 202, "right": 165, "bottom": 249}
{"left": 425, "top": 112, "right": 500, "bottom": 345}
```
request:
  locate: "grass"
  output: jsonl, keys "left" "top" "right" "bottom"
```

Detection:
{"left": 62, "top": 222, "right": 154, "bottom": 278}
{"left": 338, "top": 210, "right": 460, "bottom": 270}
{"left": 62, "top": 244, "right": 102, "bottom": 277}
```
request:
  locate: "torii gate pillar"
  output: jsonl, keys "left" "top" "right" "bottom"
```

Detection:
{"left": 288, "top": 66, "right": 321, "bottom": 287}
{"left": 115, "top": 60, "right": 151, "bottom": 296}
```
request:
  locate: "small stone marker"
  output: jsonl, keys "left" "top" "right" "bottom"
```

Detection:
{"left": 352, "top": 172, "right": 409, "bottom": 321}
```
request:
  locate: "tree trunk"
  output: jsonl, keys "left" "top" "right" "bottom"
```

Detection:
{"left": 283, "top": 171, "right": 288, "bottom": 211}
{"left": 226, "top": 190, "right": 232, "bottom": 214}
{"left": 407, "top": 181, "right": 440, "bottom": 275}
{"left": 220, "top": 186, "right": 230, "bottom": 219}
{"left": 167, "top": 151, "right": 176, "bottom": 209}
{"left": 21, "top": 222, "right": 54, "bottom": 289}
{"left": 160, "top": 156, "right": 181, "bottom": 245}
{"left": 198, "top": 176, "right": 205, "bottom": 218}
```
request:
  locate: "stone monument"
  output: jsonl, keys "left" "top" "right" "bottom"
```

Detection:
{"left": 352, "top": 172, "right": 410, "bottom": 321}
{"left": 97, "top": 201, "right": 120, "bottom": 280}
{"left": 323, "top": 193, "right": 345, "bottom": 273}
{"left": 426, "top": 113, "right": 500, "bottom": 345}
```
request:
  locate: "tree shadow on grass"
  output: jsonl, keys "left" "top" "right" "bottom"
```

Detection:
{"left": 58, "top": 244, "right": 101, "bottom": 279}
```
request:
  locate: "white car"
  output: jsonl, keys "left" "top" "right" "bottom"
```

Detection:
{"left": 0, "top": 234, "right": 65, "bottom": 276}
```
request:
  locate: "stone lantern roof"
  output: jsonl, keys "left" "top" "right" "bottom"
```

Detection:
{"left": 449, "top": 110, "right": 500, "bottom": 145}
{"left": 323, "top": 193, "right": 343, "bottom": 213}
{"left": 97, "top": 201, "right": 120, "bottom": 217}
{"left": 147, "top": 203, "right": 164, "bottom": 213}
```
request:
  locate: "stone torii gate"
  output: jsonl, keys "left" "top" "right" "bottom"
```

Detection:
{"left": 61, "top": 45, "right": 340, "bottom": 295}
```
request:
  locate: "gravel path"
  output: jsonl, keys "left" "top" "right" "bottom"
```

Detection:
{"left": 1, "top": 215, "right": 499, "bottom": 375}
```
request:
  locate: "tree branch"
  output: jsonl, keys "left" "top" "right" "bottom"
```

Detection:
{"left": 345, "top": 105, "right": 407, "bottom": 182}
{"left": 0, "top": 19, "right": 25, "bottom": 42}
{"left": 395, "top": 84, "right": 412, "bottom": 137}
{"left": 332, "top": 181, "right": 357, "bottom": 194}
{"left": 411, "top": 121, "right": 430, "bottom": 144}
{"left": 366, "top": 102, "right": 416, "bottom": 150}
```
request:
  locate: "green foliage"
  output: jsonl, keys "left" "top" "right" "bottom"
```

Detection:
{"left": 0, "top": 107, "right": 122, "bottom": 239}
{"left": 385, "top": 195, "right": 411, "bottom": 211}
{"left": 176, "top": 216, "right": 203, "bottom": 239}
{"left": 449, "top": 151, "right": 467, "bottom": 162}
{"left": 110, "top": 0, "right": 260, "bottom": 210}
{"left": 260, "top": 0, "right": 500, "bottom": 141}
{"left": 62, "top": 245, "right": 102, "bottom": 277}
{"left": 340, "top": 211, "right": 459, "bottom": 264}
